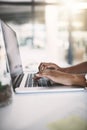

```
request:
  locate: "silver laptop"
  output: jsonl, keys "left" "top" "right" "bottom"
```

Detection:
{"left": 0, "top": 19, "right": 85, "bottom": 94}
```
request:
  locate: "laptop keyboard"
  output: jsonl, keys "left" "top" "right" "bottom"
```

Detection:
{"left": 12, "top": 73, "right": 52, "bottom": 89}
{"left": 25, "top": 74, "right": 38, "bottom": 87}
{"left": 12, "top": 74, "right": 24, "bottom": 88}
{"left": 25, "top": 73, "right": 52, "bottom": 87}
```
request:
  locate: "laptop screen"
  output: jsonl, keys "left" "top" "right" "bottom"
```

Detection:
{"left": 1, "top": 20, "right": 23, "bottom": 77}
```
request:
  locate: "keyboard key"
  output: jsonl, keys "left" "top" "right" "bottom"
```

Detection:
{"left": 19, "top": 73, "right": 28, "bottom": 88}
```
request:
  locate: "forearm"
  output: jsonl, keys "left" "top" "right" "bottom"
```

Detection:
{"left": 56, "top": 73, "right": 86, "bottom": 87}
{"left": 61, "top": 61, "right": 87, "bottom": 74}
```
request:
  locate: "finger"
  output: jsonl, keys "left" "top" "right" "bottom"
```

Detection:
{"left": 42, "top": 63, "right": 58, "bottom": 70}
{"left": 38, "top": 63, "right": 43, "bottom": 71}
{"left": 38, "top": 62, "right": 57, "bottom": 72}
{"left": 33, "top": 76, "right": 40, "bottom": 80}
{"left": 38, "top": 62, "right": 45, "bottom": 71}
{"left": 35, "top": 73, "right": 43, "bottom": 78}
{"left": 39, "top": 63, "right": 46, "bottom": 72}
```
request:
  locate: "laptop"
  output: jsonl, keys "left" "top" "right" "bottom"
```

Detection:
{"left": 0, "top": 19, "right": 85, "bottom": 94}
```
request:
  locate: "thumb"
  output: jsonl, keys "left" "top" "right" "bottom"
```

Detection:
{"left": 35, "top": 73, "right": 43, "bottom": 77}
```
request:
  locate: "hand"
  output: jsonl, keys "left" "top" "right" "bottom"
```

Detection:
{"left": 36, "top": 69, "right": 69, "bottom": 85}
{"left": 38, "top": 62, "right": 61, "bottom": 72}
{"left": 35, "top": 62, "right": 63, "bottom": 81}
{"left": 35, "top": 63, "right": 86, "bottom": 87}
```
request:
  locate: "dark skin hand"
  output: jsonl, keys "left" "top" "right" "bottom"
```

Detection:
{"left": 38, "top": 62, "right": 87, "bottom": 74}
{"left": 35, "top": 62, "right": 87, "bottom": 87}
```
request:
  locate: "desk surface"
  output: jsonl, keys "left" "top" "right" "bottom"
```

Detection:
{"left": 0, "top": 91, "right": 87, "bottom": 130}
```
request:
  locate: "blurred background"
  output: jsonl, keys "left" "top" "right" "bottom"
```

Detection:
{"left": 0, "top": 0, "right": 87, "bottom": 72}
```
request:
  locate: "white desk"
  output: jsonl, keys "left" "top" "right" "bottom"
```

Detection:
{"left": 0, "top": 91, "right": 87, "bottom": 130}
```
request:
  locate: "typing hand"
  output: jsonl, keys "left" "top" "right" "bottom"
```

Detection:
{"left": 34, "top": 62, "right": 59, "bottom": 80}
{"left": 38, "top": 62, "right": 61, "bottom": 72}
{"left": 35, "top": 69, "right": 63, "bottom": 84}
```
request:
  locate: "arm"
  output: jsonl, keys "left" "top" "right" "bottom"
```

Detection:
{"left": 38, "top": 61, "right": 87, "bottom": 74}
{"left": 36, "top": 69, "right": 87, "bottom": 87}
{"left": 36, "top": 62, "right": 87, "bottom": 87}
{"left": 62, "top": 61, "right": 87, "bottom": 74}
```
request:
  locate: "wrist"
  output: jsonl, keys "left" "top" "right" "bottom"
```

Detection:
{"left": 59, "top": 67, "right": 69, "bottom": 73}
{"left": 71, "top": 74, "right": 86, "bottom": 87}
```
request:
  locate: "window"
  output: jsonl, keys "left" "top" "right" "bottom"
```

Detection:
{"left": 0, "top": 0, "right": 87, "bottom": 72}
